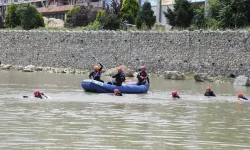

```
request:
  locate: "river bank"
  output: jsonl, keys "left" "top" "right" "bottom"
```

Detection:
{"left": 0, "top": 63, "right": 234, "bottom": 84}
{"left": 0, "top": 30, "right": 250, "bottom": 78}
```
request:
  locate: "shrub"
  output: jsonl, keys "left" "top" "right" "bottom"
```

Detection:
{"left": 66, "top": 6, "right": 98, "bottom": 28}
{"left": 0, "top": 15, "right": 4, "bottom": 28}
{"left": 94, "top": 10, "right": 105, "bottom": 23}
{"left": 164, "top": 0, "right": 194, "bottom": 28}
{"left": 66, "top": 6, "right": 80, "bottom": 23}
{"left": 120, "top": 0, "right": 139, "bottom": 24}
{"left": 101, "top": 13, "right": 120, "bottom": 30}
{"left": 5, "top": 4, "right": 20, "bottom": 28}
{"left": 136, "top": 2, "right": 156, "bottom": 29}
{"left": 16, "top": 4, "right": 45, "bottom": 30}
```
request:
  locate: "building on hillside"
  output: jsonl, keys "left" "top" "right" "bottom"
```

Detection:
{"left": 140, "top": 0, "right": 205, "bottom": 26}
{"left": 37, "top": 5, "right": 74, "bottom": 21}
{"left": 0, "top": 0, "right": 206, "bottom": 25}
{"left": 0, "top": 0, "right": 104, "bottom": 21}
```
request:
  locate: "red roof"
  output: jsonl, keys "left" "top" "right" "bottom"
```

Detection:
{"left": 37, "top": 5, "right": 74, "bottom": 13}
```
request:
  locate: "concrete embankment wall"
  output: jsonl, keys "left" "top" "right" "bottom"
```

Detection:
{"left": 0, "top": 30, "right": 250, "bottom": 76}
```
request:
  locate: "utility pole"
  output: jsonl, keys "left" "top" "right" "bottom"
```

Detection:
{"left": 159, "top": 0, "right": 162, "bottom": 22}
{"left": 204, "top": 0, "right": 209, "bottom": 17}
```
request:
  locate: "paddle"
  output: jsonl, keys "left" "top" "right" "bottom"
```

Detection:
{"left": 90, "top": 52, "right": 113, "bottom": 85}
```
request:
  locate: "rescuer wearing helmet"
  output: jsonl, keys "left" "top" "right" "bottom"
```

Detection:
{"left": 238, "top": 93, "right": 248, "bottom": 100}
{"left": 34, "top": 90, "right": 47, "bottom": 99}
{"left": 107, "top": 67, "right": 126, "bottom": 86}
{"left": 137, "top": 66, "right": 150, "bottom": 86}
{"left": 204, "top": 87, "right": 216, "bottom": 97}
{"left": 172, "top": 90, "right": 180, "bottom": 99}
{"left": 89, "top": 63, "right": 104, "bottom": 83}
{"left": 114, "top": 89, "right": 122, "bottom": 96}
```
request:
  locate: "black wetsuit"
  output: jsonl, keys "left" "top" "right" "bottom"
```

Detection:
{"left": 35, "top": 95, "right": 43, "bottom": 99}
{"left": 204, "top": 91, "right": 216, "bottom": 97}
{"left": 108, "top": 71, "right": 126, "bottom": 86}
{"left": 241, "top": 96, "right": 248, "bottom": 100}
{"left": 137, "top": 71, "right": 150, "bottom": 85}
{"left": 115, "top": 93, "right": 123, "bottom": 96}
{"left": 89, "top": 64, "right": 104, "bottom": 83}
{"left": 172, "top": 94, "right": 180, "bottom": 99}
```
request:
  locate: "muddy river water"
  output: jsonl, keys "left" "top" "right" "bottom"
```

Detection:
{"left": 0, "top": 70, "right": 250, "bottom": 149}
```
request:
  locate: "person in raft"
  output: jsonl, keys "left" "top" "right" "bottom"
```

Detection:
{"left": 137, "top": 66, "right": 150, "bottom": 86}
{"left": 114, "top": 89, "right": 122, "bottom": 96}
{"left": 238, "top": 93, "right": 248, "bottom": 100}
{"left": 89, "top": 63, "right": 104, "bottom": 83}
{"left": 204, "top": 87, "right": 216, "bottom": 97}
{"left": 172, "top": 91, "right": 180, "bottom": 99}
{"left": 34, "top": 90, "right": 48, "bottom": 99}
{"left": 107, "top": 67, "right": 126, "bottom": 86}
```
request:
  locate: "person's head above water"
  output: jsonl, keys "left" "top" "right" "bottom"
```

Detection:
{"left": 206, "top": 87, "right": 211, "bottom": 92}
{"left": 34, "top": 90, "right": 41, "bottom": 96}
{"left": 172, "top": 90, "right": 178, "bottom": 95}
{"left": 117, "top": 67, "right": 122, "bottom": 72}
{"left": 238, "top": 93, "right": 243, "bottom": 98}
{"left": 114, "top": 89, "right": 120, "bottom": 94}
{"left": 141, "top": 66, "right": 146, "bottom": 71}
{"left": 94, "top": 66, "right": 99, "bottom": 71}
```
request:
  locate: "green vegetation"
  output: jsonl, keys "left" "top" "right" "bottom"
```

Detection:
{"left": 170, "top": 0, "right": 250, "bottom": 30}
{"left": 5, "top": 3, "right": 44, "bottom": 30}
{"left": 94, "top": 10, "right": 105, "bottom": 23}
{"left": 3, "top": 0, "right": 250, "bottom": 31}
{"left": 136, "top": 2, "right": 156, "bottom": 29}
{"left": 65, "top": 6, "right": 98, "bottom": 28}
{"left": 16, "top": 4, "right": 45, "bottom": 30}
{"left": 101, "top": 14, "right": 120, "bottom": 30}
{"left": 164, "top": 0, "right": 194, "bottom": 28}
{"left": 66, "top": 6, "right": 80, "bottom": 23}
{"left": 5, "top": 4, "right": 20, "bottom": 28}
{"left": 120, "top": 0, "right": 140, "bottom": 24}
{"left": 0, "top": 15, "right": 4, "bottom": 28}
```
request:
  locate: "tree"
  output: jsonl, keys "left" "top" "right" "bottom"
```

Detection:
{"left": 16, "top": 4, "right": 44, "bottom": 30}
{"left": 5, "top": 4, "right": 20, "bottom": 28}
{"left": 192, "top": 5, "right": 205, "bottom": 28}
{"left": 0, "top": 15, "right": 4, "bottom": 28}
{"left": 120, "top": 0, "right": 139, "bottom": 24}
{"left": 101, "top": 13, "right": 120, "bottom": 30}
{"left": 94, "top": 10, "right": 105, "bottom": 23}
{"left": 136, "top": 2, "right": 156, "bottom": 29}
{"left": 66, "top": 6, "right": 80, "bottom": 23}
{"left": 218, "top": 0, "right": 250, "bottom": 28}
{"left": 207, "top": 0, "right": 220, "bottom": 19}
{"left": 164, "top": 0, "right": 194, "bottom": 28}
{"left": 66, "top": 6, "right": 98, "bottom": 27}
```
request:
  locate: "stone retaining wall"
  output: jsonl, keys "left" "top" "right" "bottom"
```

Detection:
{"left": 0, "top": 30, "right": 250, "bottom": 76}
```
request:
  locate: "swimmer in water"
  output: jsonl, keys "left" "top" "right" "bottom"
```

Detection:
{"left": 114, "top": 89, "right": 122, "bottom": 96}
{"left": 204, "top": 87, "right": 216, "bottom": 97}
{"left": 34, "top": 90, "right": 47, "bottom": 99}
{"left": 23, "top": 90, "right": 48, "bottom": 99}
{"left": 172, "top": 90, "right": 180, "bottom": 99}
{"left": 238, "top": 93, "right": 248, "bottom": 100}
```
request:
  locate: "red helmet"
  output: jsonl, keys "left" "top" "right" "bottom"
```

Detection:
{"left": 114, "top": 89, "right": 120, "bottom": 94}
{"left": 117, "top": 67, "right": 122, "bottom": 72}
{"left": 172, "top": 90, "right": 177, "bottom": 95}
{"left": 206, "top": 87, "right": 211, "bottom": 91}
{"left": 238, "top": 93, "right": 243, "bottom": 98}
{"left": 141, "top": 66, "right": 146, "bottom": 71}
{"left": 34, "top": 90, "right": 41, "bottom": 95}
{"left": 94, "top": 66, "right": 99, "bottom": 71}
